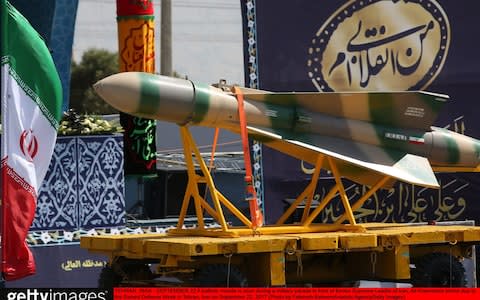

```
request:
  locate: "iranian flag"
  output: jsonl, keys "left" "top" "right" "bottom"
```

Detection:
{"left": 1, "top": 1, "right": 62, "bottom": 280}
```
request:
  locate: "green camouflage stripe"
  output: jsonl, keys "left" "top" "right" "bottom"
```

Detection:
{"left": 192, "top": 83, "right": 210, "bottom": 123}
{"left": 138, "top": 72, "right": 161, "bottom": 115}
{"left": 444, "top": 132, "right": 460, "bottom": 164}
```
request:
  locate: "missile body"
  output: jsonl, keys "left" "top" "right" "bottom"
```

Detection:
{"left": 94, "top": 72, "right": 480, "bottom": 176}
{"left": 93, "top": 72, "right": 280, "bottom": 131}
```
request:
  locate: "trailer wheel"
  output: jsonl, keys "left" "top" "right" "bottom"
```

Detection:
{"left": 98, "top": 266, "right": 122, "bottom": 289}
{"left": 411, "top": 253, "right": 466, "bottom": 287}
{"left": 98, "top": 262, "right": 153, "bottom": 288}
{"left": 194, "top": 264, "right": 248, "bottom": 287}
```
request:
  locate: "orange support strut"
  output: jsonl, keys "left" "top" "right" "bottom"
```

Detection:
{"left": 233, "top": 86, "right": 264, "bottom": 228}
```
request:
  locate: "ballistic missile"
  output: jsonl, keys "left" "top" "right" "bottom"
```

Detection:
{"left": 94, "top": 72, "right": 480, "bottom": 188}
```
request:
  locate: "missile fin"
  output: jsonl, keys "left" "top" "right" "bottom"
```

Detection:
{"left": 392, "top": 154, "right": 439, "bottom": 187}
{"left": 247, "top": 126, "right": 439, "bottom": 189}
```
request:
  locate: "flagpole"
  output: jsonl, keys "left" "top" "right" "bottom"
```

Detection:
{"left": 0, "top": 0, "right": 8, "bottom": 287}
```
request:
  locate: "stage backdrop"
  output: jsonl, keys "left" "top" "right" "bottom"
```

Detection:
{"left": 241, "top": 0, "right": 480, "bottom": 224}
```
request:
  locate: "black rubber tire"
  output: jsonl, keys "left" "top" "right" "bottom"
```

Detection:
{"left": 411, "top": 252, "right": 467, "bottom": 287}
{"left": 98, "top": 263, "right": 153, "bottom": 288}
{"left": 98, "top": 266, "right": 122, "bottom": 289}
{"left": 194, "top": 264, "right": 248, "bottom": 287}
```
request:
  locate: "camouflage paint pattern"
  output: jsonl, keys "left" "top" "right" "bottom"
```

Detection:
{"left": 94, "top": 72, "right": 480, "bottom": 188}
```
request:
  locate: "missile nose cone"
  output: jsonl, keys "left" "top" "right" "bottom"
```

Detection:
{"left": 93, "top": 72, "right": 140, "bottom": 114}
{"left": 93, "top": 72, "right": 201, "bottom": 124}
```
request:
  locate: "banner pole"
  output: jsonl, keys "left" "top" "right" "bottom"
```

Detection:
{"left": 116, "top": 0, "right": 157, "bottom": 176}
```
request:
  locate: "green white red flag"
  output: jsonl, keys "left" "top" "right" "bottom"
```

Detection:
{"left": 1, "top": 1, "right": 62, "bottom": 280}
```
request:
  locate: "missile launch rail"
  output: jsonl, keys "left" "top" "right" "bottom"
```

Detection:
{"left": 81, "top": 127, "right": 480, "bottom": 287}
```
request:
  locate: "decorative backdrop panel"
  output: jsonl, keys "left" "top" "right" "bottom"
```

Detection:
{"left": 31, "top": 135, "right": 125, "bottom": 230}
{"left": 32, "top": 137, "right": 78, "bottom": 230}
{"left": 78, "top": 136, "right": 125, "bottom": 227}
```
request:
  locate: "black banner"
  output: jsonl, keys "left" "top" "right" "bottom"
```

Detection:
{"left": 121, "top": 114, "right": 157, "bottom": 175}
{"left": 5, "top": 245, "right": 107, "bottom": 288}
{"left": 241, "top": 0, "right": 480, "bottom": 224}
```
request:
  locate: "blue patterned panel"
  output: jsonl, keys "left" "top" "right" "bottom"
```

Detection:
{"left": 50, "top": 0, "right": 79, "bottom": 112}
{"left": 77, "top": 135, "right": 125, "bottom": 228}
{"left": 33, "top": 137, "right": 78, "bottom": 230}
{"left": 9, "top": 0, "right": 79, "bottom": 112}
{"left": 32, "top": 135, "right": 125, "bottom": 231}
{"left": 9, "top": 0, "right": 55, "bottom": 42}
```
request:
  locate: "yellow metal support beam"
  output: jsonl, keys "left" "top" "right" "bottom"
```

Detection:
{"left": 275, "top": 182, "right": 314, "bottom": 225}
{"left": 335, "top": 176, "right": 391, "bottom": 225}
{"left": 276, "top": 155, "right": 324, "bottom": 225}
{"left": 301, "top": 155, "right": 324, "bottom": 223}
{"left": 302, "top": 184, "right": 339, "bottom": 226}
{"left": 179, "top": 128, "right": 206, "bottom": 229}
{"left": 216, "top": 191, "right": 252, "bottom": 228}
{"left": 328, "top": 157, "right": 356, "bottom": 225}
{"left": 174, "top": 126, "right": 372, "bottom": 237}
{"left": 269, "top": 252, "right": 286, "bottom": 286}
{"left": 175, "top": 126, "right": 255, "bottom": 236}
{"left": 186, "top": 127, "right": 228, "bottom": 230}
{"left": 433, "top": 165, "right": 480, "bottom": 172}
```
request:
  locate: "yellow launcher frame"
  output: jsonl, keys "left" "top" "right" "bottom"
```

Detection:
{"left": 168, "top": 127, "right": 393, "bottom": 237}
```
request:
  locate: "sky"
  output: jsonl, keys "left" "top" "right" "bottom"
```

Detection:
{"left": 73, "top": 0, "right": 245, "bottom": 152}
{"left": 72, "top": 0, "right": 245, "bottom": 86}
